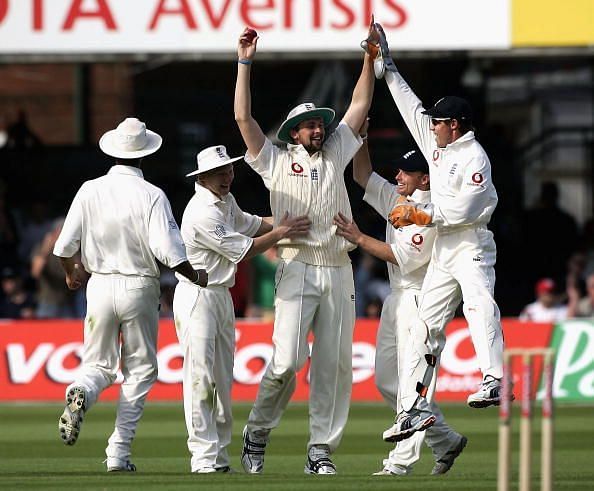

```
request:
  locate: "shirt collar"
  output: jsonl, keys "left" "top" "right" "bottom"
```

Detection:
{"left": 107, "top": 165, "right": 144, "bottom": 178}
{"left": 410, "top": 189, "right": 431, "bottom": 204}
{"left": 194, "top": 182, "right": 224, "bottom": 205}
{"left": 287, "top": 143, "right": 320, "bottom": 158}
{"left": 447, "top": 131, "right": 475, "bottom": 148}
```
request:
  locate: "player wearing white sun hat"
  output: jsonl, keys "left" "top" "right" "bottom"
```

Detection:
{"left": 54, "top": 117, "right": 208, "bottom": 472}
{"left": 173, "top": 145, "right": 310, "bottom": 473}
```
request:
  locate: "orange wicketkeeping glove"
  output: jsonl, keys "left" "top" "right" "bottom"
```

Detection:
{"left": 388, "top": 197, "right": 433, "bottom": 228}
{"left": 360, "top": 15, "right": 380, "bottom": 58}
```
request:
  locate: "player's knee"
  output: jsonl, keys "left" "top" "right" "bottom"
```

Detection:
{"left": 262, "top": 367, "right": 296, "bottom": 390}
{"left": 374, "top": 376, "right": 398, "bottom": 410}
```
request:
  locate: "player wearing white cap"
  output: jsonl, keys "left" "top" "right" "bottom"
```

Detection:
{"left": 173, "top": 145, "right": 310, "bottom": 474}
{"left": 53, "top": 118, "right": 208, "bottom": 471}
{"left": 234, "top": 26, "right": 375, "bottom": 474}
{"left": 333, "top": 118, "right": 466, "bottom": 476}
{"left": 362, "top": 25, "right": 506, "bottom": 443}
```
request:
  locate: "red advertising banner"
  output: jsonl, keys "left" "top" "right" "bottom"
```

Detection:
{"left": 0, "top": 318, "right": 554, "bottom": 403}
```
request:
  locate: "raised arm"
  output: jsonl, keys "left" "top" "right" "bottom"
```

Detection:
{"left": 342, "top": 39, "right": 375, "bottom": 134}
{"left": 234, "top": 27, "right": 266, "bottom": 159}
{"left": 352, "top": 117, "right": 372, "bottom": 189}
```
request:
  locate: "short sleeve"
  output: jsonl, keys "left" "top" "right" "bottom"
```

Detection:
{"left": 322, "top": 121, "right": 363, "bottom": 172}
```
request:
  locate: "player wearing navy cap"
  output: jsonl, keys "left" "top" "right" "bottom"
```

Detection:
{"left": 362, "top": 23, "right": 506, "bottom": 444}
{"left": 334, "top": 118, "right": 466, "bottom": 476}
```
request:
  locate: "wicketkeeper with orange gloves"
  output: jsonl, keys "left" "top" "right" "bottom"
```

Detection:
{"left": 361, "top": 22, "right": 506, "bottom": 444}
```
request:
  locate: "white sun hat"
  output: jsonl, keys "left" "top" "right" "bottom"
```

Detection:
{"left": 99, "top": 118, "right": 162, "bottom": 159}
{"left": 186, "top": 145, "right": 244, "bottom": 177}
{"left": 276, "top": 102, "right": 335, "bottom": 144}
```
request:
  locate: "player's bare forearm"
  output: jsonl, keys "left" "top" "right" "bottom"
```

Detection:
{"left": 357, "top": 234, "right": 398, "bottom": 265}
{"left": 343, "top": 53, "right": 375, "bottom": 133}
{"left": 244, "top": 213, "right": 310, "bottom": 260}
{"left": 234, "top": 28, "right": 266, "bottom": 157}
{"left": 255, "top": 218, "right": 274, "bottom": 236}
{"left": 173, "top": 261, "right": 208, "bottom": 287}
{"left": 334, "top": 212, "right": 397, "bottom": 265}
{"left": 353, "top": 119, "right": 372, "bottom": 188}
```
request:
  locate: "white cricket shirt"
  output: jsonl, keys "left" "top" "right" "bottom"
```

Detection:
{"left": 54, "top": 165, "right": 188, "bottom": 277}
{"left": 177, "top": 184, "right": 262, "bottom": 287}
{"left": 385, "top": 71, "right": 498, "bottom": 233}
{"left": 245, "top": 121, "right": 363, "bottom": 267}
{"left": 364, "top": 172, "right": 436, "bottom": 290}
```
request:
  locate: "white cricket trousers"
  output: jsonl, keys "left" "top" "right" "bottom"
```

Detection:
{"left": 401, "top": 226, "right": 504, "bottom": 411}
{"left": 246, "top": 259, "right": 355, "bottom": 453}
{"left": 375, "top": 289, "right": 461, "bottom": 472}
{"left": 65, "top": 273, "right": 160, "bottom": 462}
{"left": 173, "top": 282, "right": 235, "bottom": 472}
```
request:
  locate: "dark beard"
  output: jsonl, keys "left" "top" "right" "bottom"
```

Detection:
{"left": 303, "top": 140, "right": 322, "bottom": 154}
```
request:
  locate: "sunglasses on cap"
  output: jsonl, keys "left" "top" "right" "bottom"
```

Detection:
{"left": 431, "top": 118, "right": 452, "bottom": 126}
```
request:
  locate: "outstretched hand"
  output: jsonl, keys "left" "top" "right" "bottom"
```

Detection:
{"left": 277, "top": 211, "right": 311, "bottom": 238}
{"left": 238, "top": 27, "right": 258, "bottom": 61}
{"left": 360, "top": 15, "right": 380, "bottom": 57}
{"left": 333, "top": 212, "right": 362, "bottom": 245}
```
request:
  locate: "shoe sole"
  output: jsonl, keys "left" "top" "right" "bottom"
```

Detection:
{"left": 468, "top": 399, "right": 498, "bottom": 408}
{"left": 468, "top": 393, "right": 515, "bottom": 409}
{"left": 58, "top": 387, "right": 86, "bottom": 445}
{"left": 304, "top": 467, "right": 336, "bottom": 475}
{"left": 383, "top": 415, "right": 437, "bottom": 443}
{"left": 431, "top": 436, "right": 468, "bottom": 475}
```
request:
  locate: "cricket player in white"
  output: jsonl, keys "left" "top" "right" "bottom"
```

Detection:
{"left": 234, "top": 26, "right": 375, "bottom": 474}
{"left": 53, "top": 118, "right": 208, "bottom": 472}
{"left": 173, "top": 145, "right": 309, "bottom": 474}
{"left": 364, "top": 24, "right": 505, "bottom": 442}
{"left": 334, "top": 119, "right": 467, "bottom": 476}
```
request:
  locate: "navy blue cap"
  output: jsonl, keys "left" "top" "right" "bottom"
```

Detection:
{"left": 422, "top": 96, "right": 473, "bottom": 121}
{"left": 396, "top": 150, "right": 429, "bottom": 174}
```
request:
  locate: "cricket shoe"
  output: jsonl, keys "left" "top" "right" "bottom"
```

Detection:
{"left": 58, "top": 386, "right": 86, "bottom": 445}
{"left": 467, "top": 376, "right": 514, "bottom": 408}
{"left": 106, "top": 457, "right": 137, "bottom": 472}
{"left": 304, "top": 445, "right": 336, "bottom": 475}
{"left": 241, "top": 426, "right": 269, "bottom": 474}
{"left": 372, "top": 462, "right": 410, "bottom": 476}
{"left": 431, "top": 435, "right": 468, "bottom": 475}
{"left": 382, "top": 408, "right": 436, "bottom": 443}
{"left": 193, "top": 466, "right": 237, "bottom": 474}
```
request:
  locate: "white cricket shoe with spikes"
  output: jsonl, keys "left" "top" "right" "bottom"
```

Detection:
{"left": 58, "top": 386, "right": 86, "bottom": 445}
{"left": 383, "top": 407, "right": 436, "bottom": 443}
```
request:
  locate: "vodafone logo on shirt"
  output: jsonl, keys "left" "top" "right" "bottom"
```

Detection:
{"left": 412, "top": 233, "right": 423, "bottom": 245}
{"left": 291, "top": 162, "right": 304, "bottom": 174}
{"left": 471, "top": 172, "right": 484, "bottom": 184}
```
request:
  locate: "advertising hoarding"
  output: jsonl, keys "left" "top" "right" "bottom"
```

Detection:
{"left": 2, "top": 318, "right": 592, "bottom": 403}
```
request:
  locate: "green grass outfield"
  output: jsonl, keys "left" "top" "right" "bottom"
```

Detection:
{"left": 0, "top": 403, "right": 592, "bottom": 490}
